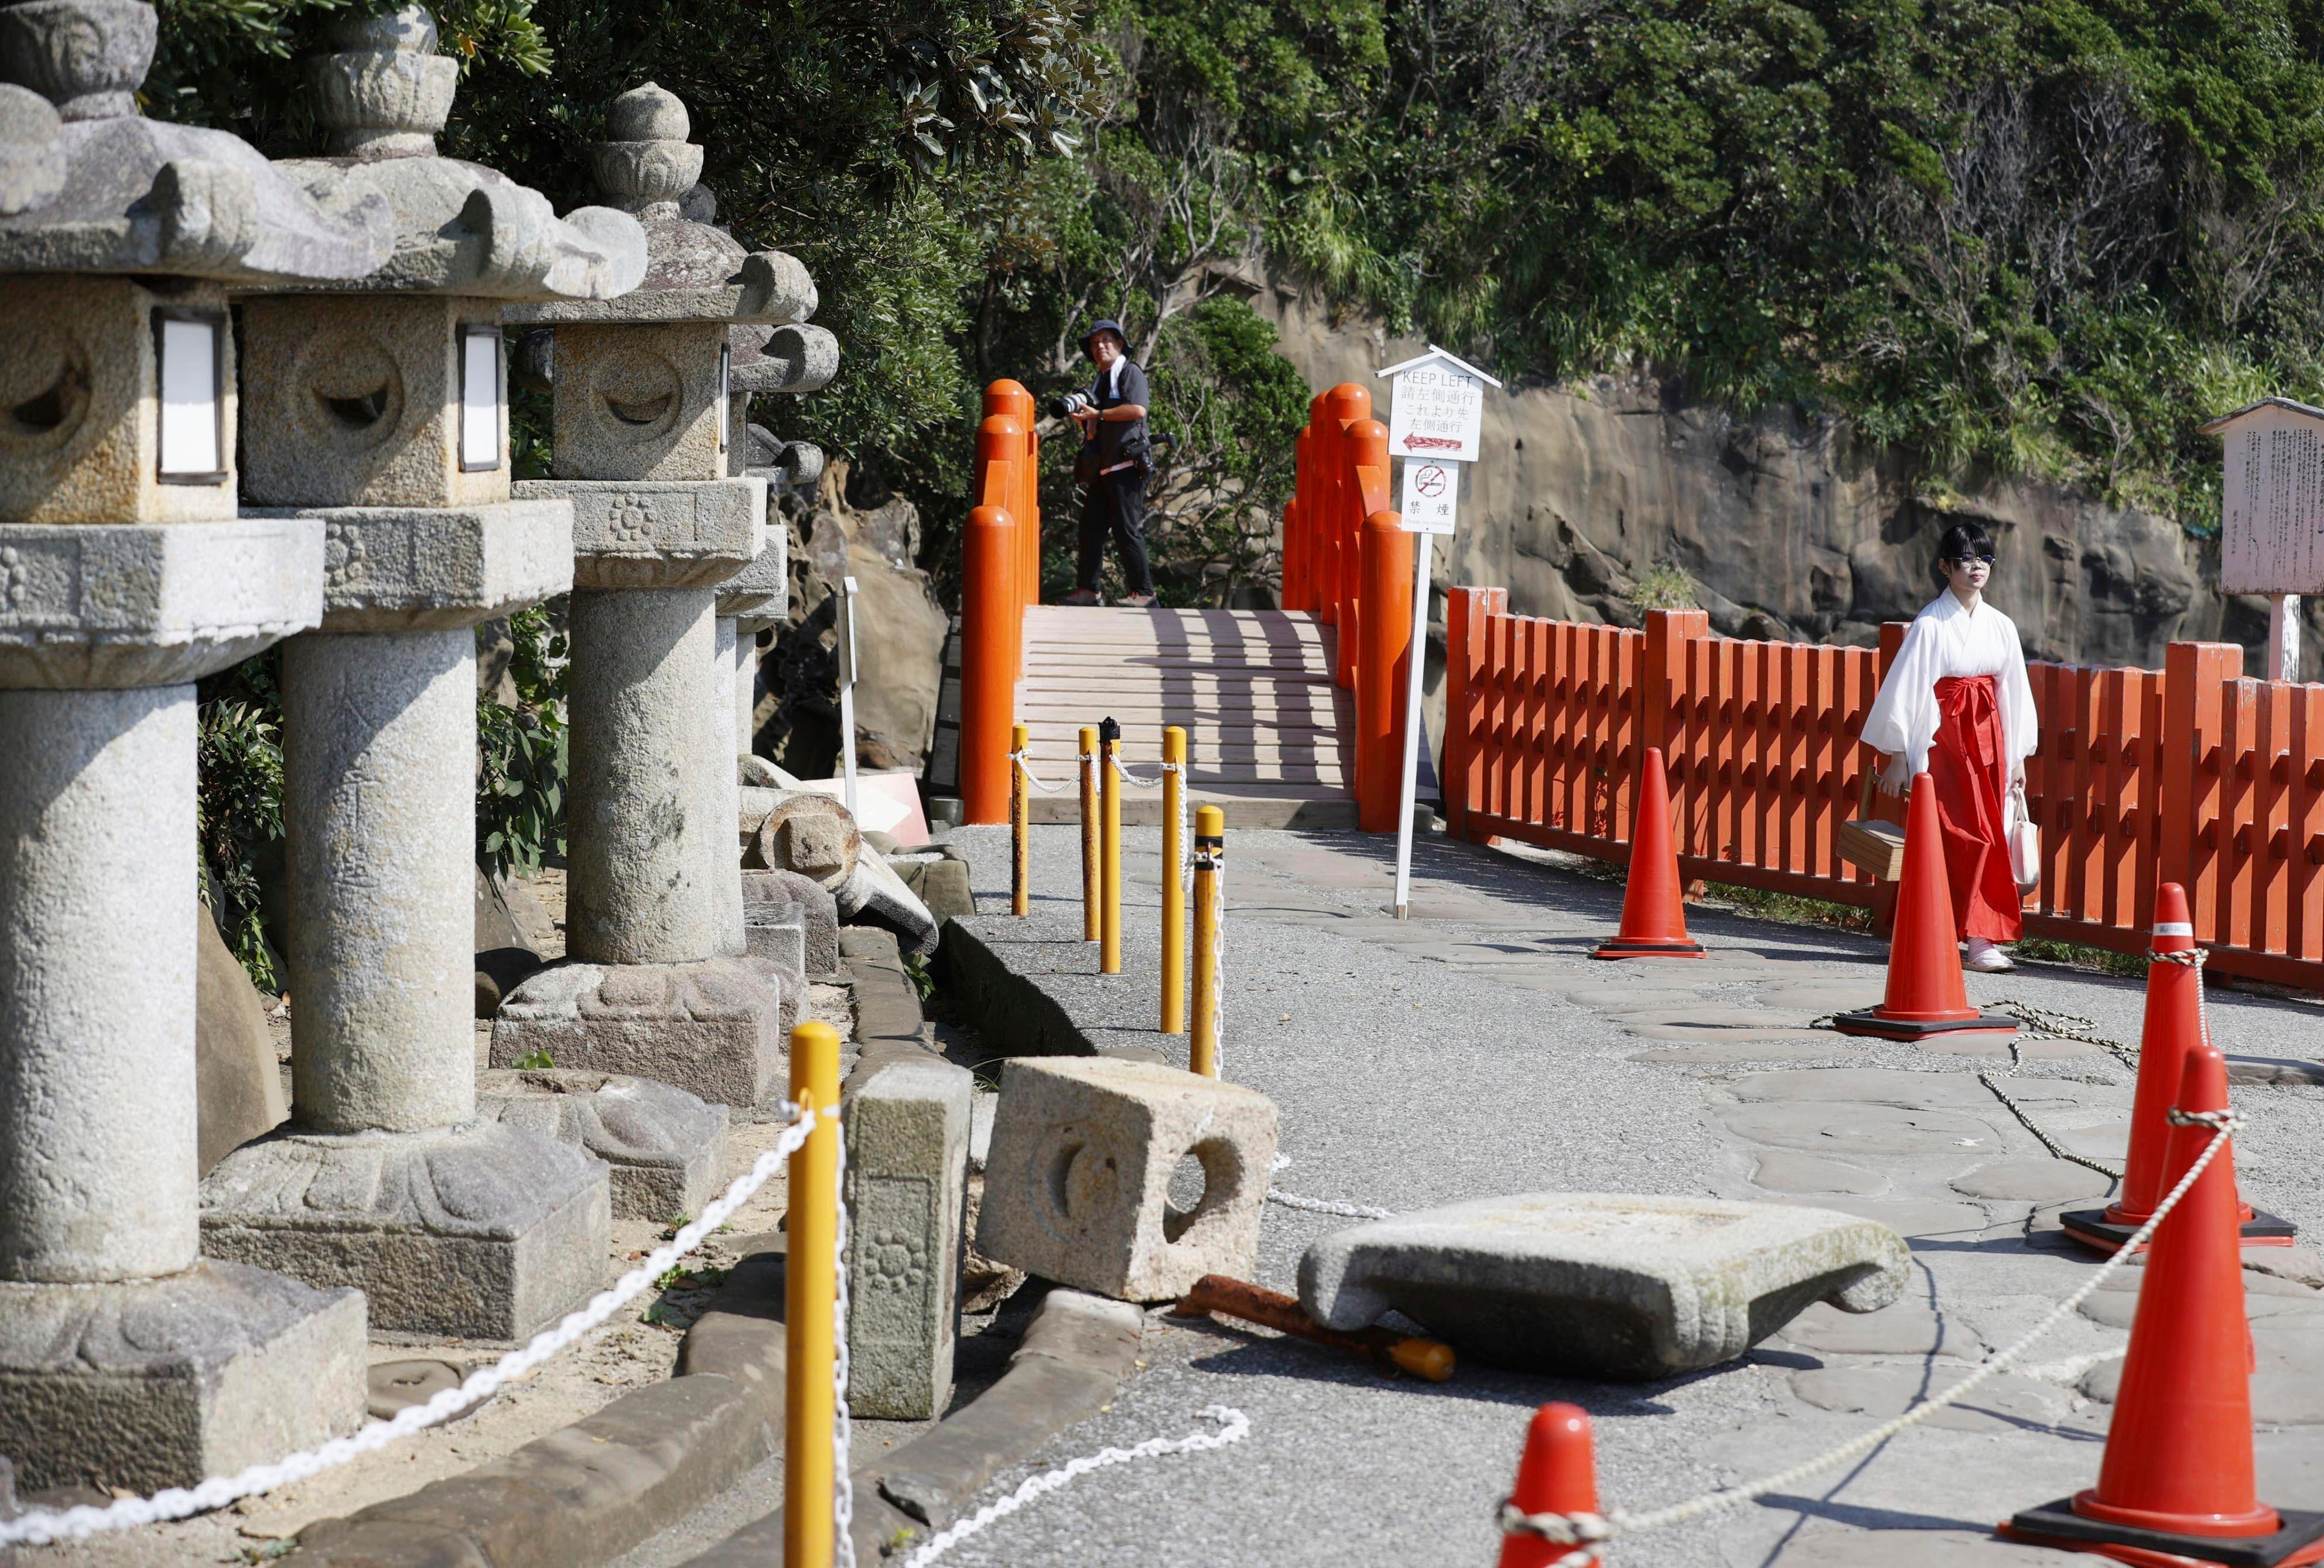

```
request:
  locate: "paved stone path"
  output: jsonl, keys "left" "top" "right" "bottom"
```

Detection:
{"left": 932, "top": 820, "right": 2324, "bottom": 1567}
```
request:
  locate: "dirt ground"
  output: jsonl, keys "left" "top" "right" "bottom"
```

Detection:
{"left": 15, "top": 869, "right": 843, "bottom": 1568}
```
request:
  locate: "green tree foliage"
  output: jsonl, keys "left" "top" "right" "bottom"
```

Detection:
{"left": 476, "top": 605, "right": 569, "bottom": 877}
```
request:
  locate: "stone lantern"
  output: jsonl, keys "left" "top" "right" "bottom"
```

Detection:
{"left": 490, "top": 84, "right": 833, "bottom": 1107}
{"left": 0, "top": 0, "right": 394, "bottom": 1489}
{"left": 193, "top": 7, "right": 648, "bottom": 1342}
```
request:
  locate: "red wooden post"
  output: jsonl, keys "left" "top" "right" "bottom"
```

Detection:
{"left": 1356, "top": 510, "right": 1414, "bottom": 831}
{"left": 1867, "top": 620, "right": 1911, "bottom": 938}
{"left": 1642, "top": 609, "right": 1710, "bottom": 860}
{"left": 959, "top": 503, "right": 1019, "bottom": 824}
{"left": 2160, "top": 641, "right": 2243, "bottom": 944}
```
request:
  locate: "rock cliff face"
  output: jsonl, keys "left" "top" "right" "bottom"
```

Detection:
{"left": 1249, "top": 276, "right": 2312, "bottom": 676}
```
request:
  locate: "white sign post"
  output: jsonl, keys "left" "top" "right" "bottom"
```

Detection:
{"left": 2199, "top": 395, "right": 2324, "bottom": 682}
{"left": 835, "top": 575, "right": 861, "bottom": 817}
{"left": 1377, "top": 347, "right": 1501, "bottom": 918}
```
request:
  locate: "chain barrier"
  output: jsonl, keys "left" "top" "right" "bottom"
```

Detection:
{"left": 1010, "top": 749, "right": 1071, "bottom": 794}
{"left": 0, "top": 1101, "right": 838, "bottom": 1549}
{"left": 1499, "top": 1109, "right": 2243, "bottom": 1566}
{"left": 1109, "top": 754, "right": 1170, "bottom": 790}
{"left": 1262, "top": 1153, "right": 1398, "bottom": 1221}
{"left": 897, "top": 1406, "right": 1250, "bottom": 1567}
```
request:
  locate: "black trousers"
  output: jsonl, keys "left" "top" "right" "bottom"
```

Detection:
{"left": 1076, "top": 468, "right": 1153, "bottom": 595}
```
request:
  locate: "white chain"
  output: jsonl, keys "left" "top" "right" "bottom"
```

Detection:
{"left": 1110, "top": 755, "right": 1168, "bottom": 790}
{"left": 1010, "top": 750, "right": 1071, "bottom": 794}
{"left": 896, "top": 1406, "right": 1250, "bottom": 1567}
{"left": 1262, "top": 1155, "right": 1397, "bottom": 1220}
{"left": 0, "top": 1102, "right": 833, "bottom": 1548}
{"left": 1176, "top": 782, "right": 1192, "bottom": 892}
{"left": 1499, "top": 1108, "right": 2244, "bottom": 1562}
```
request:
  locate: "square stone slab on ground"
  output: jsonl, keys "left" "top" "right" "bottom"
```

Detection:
{"left": 976, "top": 1058, "right": 1279, "bottom": 1303}
{"left": 1298, "top": 1192, "right": 1911, "bottom": 1379}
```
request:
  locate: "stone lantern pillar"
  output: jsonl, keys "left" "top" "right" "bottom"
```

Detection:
{"left": 490, "top": 84, "right": 834, "bottom": 1109}
{"left": 0, "top": 1, "right": 392, "bottom": 1490}
{"left": 194, "top": 7, "right": 648, "bottom": 1342}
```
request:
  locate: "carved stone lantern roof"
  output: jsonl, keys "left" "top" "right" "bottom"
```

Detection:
{"left": 505, "top": 83, "right": 816, "bottom": 329}
{"left": 0, "top": 0, "right": 391, "bottom": 282}
{"left": 274, "top": 6, "right": 645, "bottom": 301}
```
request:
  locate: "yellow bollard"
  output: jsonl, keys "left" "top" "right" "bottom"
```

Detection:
{"left": 1010, "top": 721, "right": 1030, "bottom": 918}
{"left": 1190, "top": 805, "right": 1224, "bottom": 1076}
{"left": 1099, "top": 716, "right": 1122, "bottom": 974}
{"left": 1160, "top": 726, "right": 1187, "bottom": 1033}
{"left": 1079, "top": 725, "right": 1099, "bottom": 942}
{"left": 784, "top": 1020, "right": 841, "bottom": 1568}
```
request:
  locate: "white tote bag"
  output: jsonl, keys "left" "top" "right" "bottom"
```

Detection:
{"left": 2007, "top": 785, "right": 2041, "bottom": 894}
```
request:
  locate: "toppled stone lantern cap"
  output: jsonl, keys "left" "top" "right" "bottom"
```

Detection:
{"left": 1298, "top": 1192, "right": 1911, "bottom": 1381}
{"left": 0, "top": 0, "right": 391, "bottom": 280}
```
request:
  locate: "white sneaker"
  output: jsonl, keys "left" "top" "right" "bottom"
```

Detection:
{"left": 1964, "top": 937, "right": 2014, "bottom": 973}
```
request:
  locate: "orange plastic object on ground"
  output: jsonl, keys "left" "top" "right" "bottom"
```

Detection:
{"left": 1833, "top": 774, "right": 2016, "bottom": 1039}
{"left": 2062, "top": 882, "right": 2294, "bottom": 1255}
{"left": 2004, "top": 1043, "right": 2324, "bottom": 1566}
{"left": 1594, "top": 746, "right": 1703, "bottom": 959}
{"left": 1498, "top": 1403, "right": 1601, "bottom": 1568}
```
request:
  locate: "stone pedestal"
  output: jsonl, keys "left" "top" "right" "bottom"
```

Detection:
{"left": 476, "top": 1068, "right": 728, "bottom": 1223}
{"left": 488, "top": 477, "right": 789, "bottom": 1107}
{"left": 202, "top": 504, "right": 611, "bottom": 1340}
{"left": 0, "top": 521, "right": 368, "bottom": 1488}
{"left": 845, "top": 1060, "right": 972, "bottom": 1419}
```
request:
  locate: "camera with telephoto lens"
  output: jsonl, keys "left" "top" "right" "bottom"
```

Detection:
{"left": 1048, "top": 390, "right": 1095, "bottom": 419}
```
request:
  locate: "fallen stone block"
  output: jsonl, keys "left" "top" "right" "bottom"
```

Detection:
{"left": 491, "top": 958, "right": 787, "bottom": 1109}
{"left": 195, "top": 911, "right": 288, "bottom": 1176}
{"left": 743, "top": 790, "right": 858, "bottom": 889}
{"left": 1297, "top": 1193, "right": 1909, "bottom": 1380}
{"left": 837, "top": 852, "right": 938, "bottom": 958}
{"left": 845, "top": 1060, "right": 973, "bottom": 1419}
{"left": 976, "top": 1058, "right": 1278, "bottom": 1303}
{"left": 744, "top": 867, "right": 839, "bottom": 978}
{"left": 476, "top": 1068, "right": 728, "bottom": 1224}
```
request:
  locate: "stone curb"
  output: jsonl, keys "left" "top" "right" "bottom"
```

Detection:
{"left": 288, "top": 1374, "right": 775, "bottom": 1568}
{"left": 670, "top": 1287, "right": 1146, "bottom": 1566}
{"left": 931, "top": 915, "right": 1168, "bottom": 1067}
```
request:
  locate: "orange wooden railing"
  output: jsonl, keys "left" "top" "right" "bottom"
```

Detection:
{"left": 959, "top": 380, "right": 1044, "bottom": 822}
{"left": 1443, "top": 592, "right": 2324, "bottom": 992}
{"left": 1281, "top": 383, "right": 1417, "bottom": 829}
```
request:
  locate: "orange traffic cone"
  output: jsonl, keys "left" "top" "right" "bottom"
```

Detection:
{"left": 2004, "top": 1043, "right": 2324, "bottom": 1566}
{"left": 2062, "top": 883, "right": 2294, "bottom": 1255}
{"left": 1593, "top": 747, "right": 1703, "bottom": 959}
{"left": 1499, "top": 1403, "right": 1602, "bottom": 1568}
{"left": 1834, "top": 773, "right": 2015, "bottom": 1040}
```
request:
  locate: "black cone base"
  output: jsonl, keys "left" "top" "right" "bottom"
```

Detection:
{"left": 1591, "top": 938, "right": 1706, "bottom": 960}
{"left": 1831, "top": 1007, "right": 2019, "bottom": 1041}
{"left": 2002, "top": 1499, "right": 2324, "bottom": 1566}
{"left": 2059, "top": 1205, "right": 2299, "bottom": 1255}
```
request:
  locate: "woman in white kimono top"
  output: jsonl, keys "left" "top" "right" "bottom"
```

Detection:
{"left": 1858, "top": 522, "right": 2038, "bottom": 972}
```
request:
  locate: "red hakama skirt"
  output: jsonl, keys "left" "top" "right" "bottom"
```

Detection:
{"left": 1928, "top": 674, "right": 2022, "bottom": 942}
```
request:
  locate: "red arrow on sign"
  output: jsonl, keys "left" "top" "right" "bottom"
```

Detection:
{"left": 1402, "top": 433, "right": 1462, "bottom": 450}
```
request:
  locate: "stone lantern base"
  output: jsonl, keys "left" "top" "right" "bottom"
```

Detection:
{"left": 488, "top": 958, "right": 788, "bottom": 1109}
{"left": 0, "top": 1261, "right": 367, "bottom": 1494}
{"left": 475, "top": 1067, "right": 729, "bottom": 1223}
{"left": 199, "top": 1121, "right": 610, "bottom": 1342}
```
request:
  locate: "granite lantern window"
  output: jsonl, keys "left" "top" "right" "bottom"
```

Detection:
{"left": 153, "top": 308, "right": 226, "bottom": 481}
{"left": 459, "top": 322, "right": 504, "bottom": 472}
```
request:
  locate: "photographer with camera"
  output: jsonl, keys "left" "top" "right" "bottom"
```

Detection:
{"left": 1057, "top": 319, "right": 1156, "bottom": 608}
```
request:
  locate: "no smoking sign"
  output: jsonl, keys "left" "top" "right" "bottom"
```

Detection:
{"left": 1399, "top": 459, "right": 1458, "bottom": 534}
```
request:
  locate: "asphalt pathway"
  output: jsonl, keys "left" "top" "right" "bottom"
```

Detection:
{"left": 924, "top": 819, "right": 2324, "bottom": 1568}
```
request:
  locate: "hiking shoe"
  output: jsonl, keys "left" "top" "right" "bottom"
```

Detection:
{"left": 1118, "top": 592, "right": 1157, "bottom": 609}
{"left": 1062, "top": 588, "right": 1103, "bottom": 607}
